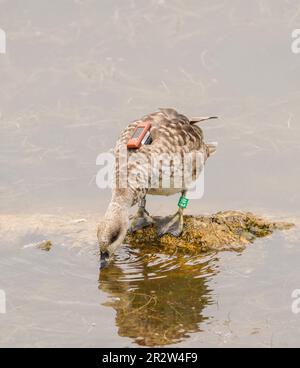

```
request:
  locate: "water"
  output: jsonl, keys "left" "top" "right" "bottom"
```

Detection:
{"left": 1, "top": 0, "right": 300, "bottom": 347}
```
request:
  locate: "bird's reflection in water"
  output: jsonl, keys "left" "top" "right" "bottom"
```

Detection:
{"left": 99, "top": 245, "right": 219, "bottom": 346}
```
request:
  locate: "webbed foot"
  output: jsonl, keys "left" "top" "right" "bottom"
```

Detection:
{"left": 129, "top": 207, "right": 154, "bottom": 233}
{"left": 156, "top": 209, "right": 183, "bottom": 237}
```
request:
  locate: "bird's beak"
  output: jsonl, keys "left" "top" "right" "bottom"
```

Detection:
{"left": 100, "top": 251, "right": 110, "bottom": 269}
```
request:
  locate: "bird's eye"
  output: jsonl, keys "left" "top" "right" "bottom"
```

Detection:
{"left": 110, "top": 230, "right": 120, "bottom": 244}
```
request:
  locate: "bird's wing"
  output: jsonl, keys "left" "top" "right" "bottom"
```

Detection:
{"left": 114, "top": 109, "right": 215, "bottom": 199}
{"left": 190, "top": 116, "right": 218, "bottom": 124}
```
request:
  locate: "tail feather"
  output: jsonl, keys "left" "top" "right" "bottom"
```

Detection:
{"left": 206, "top": 142, "right": 218, "bottom": 156}
{"left": 190, "top": 116, "right": 218, "bottom": 125}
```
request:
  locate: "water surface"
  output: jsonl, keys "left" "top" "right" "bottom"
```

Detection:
{"left": 0, "top": 0, "right": 300, "bottom": 347}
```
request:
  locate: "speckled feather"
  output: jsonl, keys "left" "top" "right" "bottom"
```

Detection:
{"left": 113, "top": 108, "right": 214, "bottom": 206}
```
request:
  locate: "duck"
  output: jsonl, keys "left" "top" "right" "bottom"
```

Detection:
{"left": 98, "top": 108, "right": 217, "bottom": 268}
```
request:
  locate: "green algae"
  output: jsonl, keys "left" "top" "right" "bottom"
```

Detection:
{"left": 125, "top": 211, "right": 294, "bottom": 253}
{"left": 36, "top": 240, "right": 52, "bottom": 251}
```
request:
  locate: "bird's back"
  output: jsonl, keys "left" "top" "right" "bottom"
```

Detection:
{"left": 114, "top": 108, "right": 213, "bottom": 204}
{"left": 116, "top": 108, "right": 204, "bottom": 155}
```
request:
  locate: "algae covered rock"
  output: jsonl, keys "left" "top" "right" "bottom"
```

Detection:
{"left": 125, "top": 211, "right": 294, "bottom": 253}
{"left": 36, "top": 240, "right": 52, "bottom": 251}
{"left": 22, "top": 239, "right": 53, "bottom": 251}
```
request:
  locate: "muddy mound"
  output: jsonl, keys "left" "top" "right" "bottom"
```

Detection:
{"left": 125, "top": 211, "right": 294, "bottom": 253}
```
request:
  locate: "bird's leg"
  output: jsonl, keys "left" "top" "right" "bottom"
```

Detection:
{"left": 129, "top": 197, "right": 154, "bottom": 233}
{"left": 156, "top": 191, "right": 187, "bottom": 237}
{"left": 156, "top": 208, "right": 184, "bottom": 237}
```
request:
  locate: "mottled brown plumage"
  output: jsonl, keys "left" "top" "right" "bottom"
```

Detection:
{"left": 114, "top": 108, "right": 215, "bottom": 203}
{"left": 98, "top": 108, "right": 217, "bottom": 267}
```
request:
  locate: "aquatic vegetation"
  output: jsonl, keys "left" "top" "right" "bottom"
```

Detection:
{"left": 36, "top": 240, "right": 52, "bottom": 251}
{"left": 22, "top": 239, "right": 53, "bottom": 251}
{"left": 125, "top": 211, "right": 294, "bottom": 254}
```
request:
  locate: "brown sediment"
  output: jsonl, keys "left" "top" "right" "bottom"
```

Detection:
{"left": 36, "top": 240, "right": 53, "bottom": 251}
{"left": 125, "top": 211, "right": 294, "bottom": 253}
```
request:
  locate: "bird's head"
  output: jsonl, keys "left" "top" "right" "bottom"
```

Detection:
{"left": 97, "top": 203, "right": 129, "bottom": 269}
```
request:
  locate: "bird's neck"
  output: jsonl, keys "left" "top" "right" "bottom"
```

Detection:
{"left": 104, "top": 188, "right": 133, "bottom": 221}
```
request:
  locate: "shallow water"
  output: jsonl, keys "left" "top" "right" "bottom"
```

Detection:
{"left": 0, "top": 215, "right": 299, "bottom": 347}
{"left": 1, "top": 0, "right": 300, "bottom": 347}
